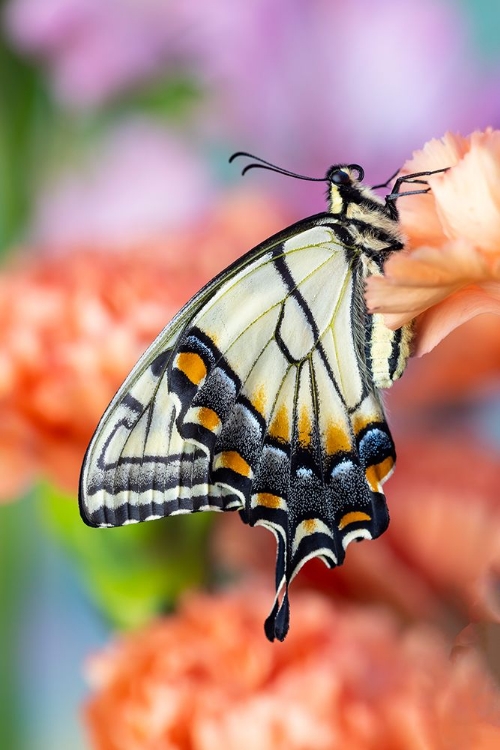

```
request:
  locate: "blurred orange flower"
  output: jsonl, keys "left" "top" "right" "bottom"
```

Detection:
{"left": 0, "top": 189, "right": 287, "bottom": 501}
{"left": 214, "top": 435, "right": 500, "bottom": 630}
{"left": 377, "top": 435, "right": 500, "bottom": 625}
{"left": 388, "top": 313, "right": 500, "bottom": 411}
{"left": 84, "top": 587, "right": 500, "bottom": 750}
{"left": 365, "top": 129, "right": 500, "bottom": 355}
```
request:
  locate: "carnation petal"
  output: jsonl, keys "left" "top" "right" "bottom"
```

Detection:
{"left": 380, "top": 129, "right": 500, "bottom": 354}
{"left": 83, "top": 589, "right": 500, "bottom": 749}
{"left": 366, "top": 241, "right": 500, "bottom": 349}
{"left": 414, "top": 288, "right": 500, "bottom": 355}
{"left": 397, "top": 132, "right": 472, "bottom": 249}
{"left": 430, "top": 131, "right": 500, "bottom": 253}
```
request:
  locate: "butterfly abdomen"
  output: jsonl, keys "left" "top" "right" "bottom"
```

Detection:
{"left": 365, "top": 314, "right": 413, "bottom": 389}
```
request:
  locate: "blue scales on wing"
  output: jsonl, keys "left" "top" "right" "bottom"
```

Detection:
{"left": 80, "top": 220, "right": 402, "bottom": 641}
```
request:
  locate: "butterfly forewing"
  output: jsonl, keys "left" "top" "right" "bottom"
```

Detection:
{"left": 80, "top": 220, "right": 395, "bottom": 631}
{"left": 80, "top": 170, "right": 410, "bottom": 641}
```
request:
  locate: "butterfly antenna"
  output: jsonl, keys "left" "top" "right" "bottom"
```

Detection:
{"left": 229, "top": 152, "right": 326, "bottom": 182}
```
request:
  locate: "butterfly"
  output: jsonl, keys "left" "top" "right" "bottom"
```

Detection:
{"left": 79, "top": 153, "right": 444, "bottom": 641}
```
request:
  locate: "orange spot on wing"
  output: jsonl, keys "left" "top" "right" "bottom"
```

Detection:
{"left": 365, "top": 456, "right": 395, "bottom": 491}
{"left": 298, "top": 406, "right": 312, "bottom": 447}
{"left": 269, "top": 404, "right": 290, "bottom": 442}
{"left": 197, "top": 407, "right": 221, "bottom": 431}
{"left": 251, "top": 386, "right": 267, "bottom": 416}
{"left": 175, "top": 352, "right": 207, "bottom": 385}
{"left": 216, "top": 451, "right": 252, "bottom": 477}
{"left": 324, "top": 423, "right": 351, "bottom": 454}
{"left": 302, "top": 518, "right": 318, "bottom": 533}
{"left": 338, "top": 511, "right": 371, "bottom": 530}
{"left": 353, "top": 413, "right": 381, "bottom": 436}
{"left": 255, "top": 492, "right": 283, "bottom": 509}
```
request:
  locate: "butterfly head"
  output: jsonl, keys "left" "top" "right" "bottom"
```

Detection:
{"left": 229, "top": 154, "right": 373, "bottom": 215}
{"left": 326, "top": 164, "right": 365, "bottom": 215}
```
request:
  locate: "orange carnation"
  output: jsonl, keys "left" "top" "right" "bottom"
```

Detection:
{"left": 365, "top": 129, "right": 500, "bottom": 355}
{"left": 83, "top": 588, "right": 500, "bottom": 750}
{"left": 0, "top": 189, "right": 287, "bottom": 500}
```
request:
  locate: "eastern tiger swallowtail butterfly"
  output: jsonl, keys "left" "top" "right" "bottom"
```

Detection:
{"left": 79, "top": 154, "right": 444, "bottom": 641}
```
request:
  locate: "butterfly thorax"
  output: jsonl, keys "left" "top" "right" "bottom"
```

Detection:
{"left": 327, "top": 165, "right": 404, "bottom": 260}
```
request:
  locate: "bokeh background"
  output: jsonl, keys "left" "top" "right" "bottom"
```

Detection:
{"left": 2, "top": 1, "right": 500, "bottom": 748}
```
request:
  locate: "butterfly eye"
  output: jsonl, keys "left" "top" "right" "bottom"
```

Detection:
{"left": 330, "top": 169, "right": 351, "bottom": 186}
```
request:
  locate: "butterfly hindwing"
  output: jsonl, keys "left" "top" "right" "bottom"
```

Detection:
{"left": 80, "top": 212, "right": 401, "bottom": 640}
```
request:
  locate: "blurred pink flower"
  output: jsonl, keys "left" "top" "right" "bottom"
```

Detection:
{"left": 84, "top": 587, "right": 500, "bottom": 750}
{"left": 3, "top": 0, "right": 192, "bottom": 107}
{"left": 32, "top": 120, "right": 214, "bottom": 247}
{"left": 5, "top": 1, "right": 498, "bottom": 212}
{"left": 194, "top": 0, "right": 492, "bottom": 160}
{"left": 366, "top": 130, "right": 500, "bottom": 355}
{"left": 179, "top": 0, "right": 498, "bottom": 217}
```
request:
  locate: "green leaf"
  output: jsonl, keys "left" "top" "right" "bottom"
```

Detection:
{"left": 0, "top": 494, "right": 37, "bottom": 750}
{"left": 39, "top": 482, "right": 214, "bottom": 629}
{"left": 114, "top": 73, "right": 204, "bottom": 120}
{"left": 0, "top": 35, "right": 56, "bottom": 253}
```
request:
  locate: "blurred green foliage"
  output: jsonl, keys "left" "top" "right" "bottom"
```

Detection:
{"left": 0, "top": 33, "right": 201, "bottom": 255}
{"left": 116, "top": 74, "right": 203, "bottom": 121}
{"left": 0, "top": 36, "right": 48, "bottom": 253}
{"left": 0, "top": 483, "right": 215, "bottom": 749}
{"left": 0, "top": 493, "right": 34, "bottom": 749}
{"left": 40, "top": 483, "right": 214, "bottom": 629}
